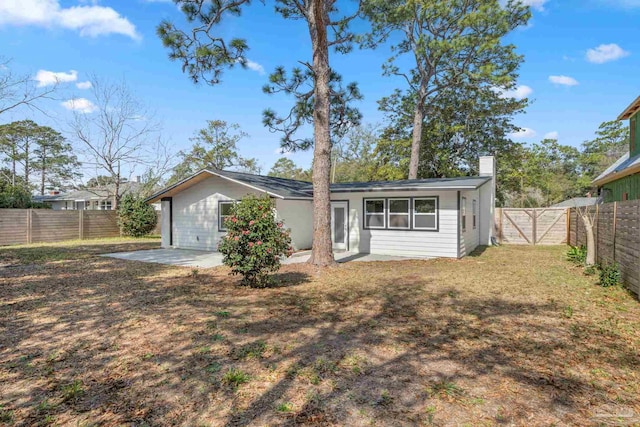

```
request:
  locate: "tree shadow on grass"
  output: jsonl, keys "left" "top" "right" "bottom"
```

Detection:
{"left": 266, "top": 272, "right": 312, "bottom": 288}
{"left": 2, "top": 243, "right": 640, "bottom": 426}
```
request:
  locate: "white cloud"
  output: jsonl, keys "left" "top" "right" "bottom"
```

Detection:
{"left": 239, "top": 58, "right": 265, "bottom": 75}
{"left": 34, "top": 69, "right": 78, "bottom": 87}
{"left": 509, "top": 127, "right": 537, "bottom": 139}
{"left": 494, "top": 84, "right": 533, "bottom": 100}
{"left": 274, "top": 148, "right": 292, "bottom": 157}
{"left": 544, "top": 131, "right": 559, "bottom": 140}
{"left": 586, "top": 43, "right": 630, "bottom": 64}
{"left": 0, "top": 0, "right": 140, "bottom": 40}
{"left": 549, "top": 75, "right": 579, "bottom": 86}
{"left": 76, "top": 81, "right": 92, "bottom": 89}
{"left": 521, "top": 0, "right": 549, "bottom": 11}
{"left": 61, "top": 98, "right": 96, "bottom": 113}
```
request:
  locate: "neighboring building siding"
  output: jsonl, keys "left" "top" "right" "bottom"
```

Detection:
{"left": 602, "top": 173, "right": 640, "bottom": 202}
{"left": 459, "top": 189, "right": 480, "bottom": 257}
{"left": 274, "top": 199, "right": 313, "bottom": 251}
{"left": 337, "top": 190, "right": 460, "bottom": 258}
{"left": 171, "top": 176, "right": 262, "bottom": 251}
{"left": 49, "top": 201, "right": 67, "bottom": 210}
{"left": 631, "top": 111, "right": 640, "bottom": 157}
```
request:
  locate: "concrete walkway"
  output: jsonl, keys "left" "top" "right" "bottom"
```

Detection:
{"left": 102, "top": 248, "right": 424, "bottom": 268}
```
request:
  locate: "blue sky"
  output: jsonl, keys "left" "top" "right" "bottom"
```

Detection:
{"left": 0, "top": 0, "right": 639, "bottom": 177}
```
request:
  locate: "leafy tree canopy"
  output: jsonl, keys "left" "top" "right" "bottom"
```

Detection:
{"left": 168, "top": 120, "right": 260, "bottom": 184}
{"left": 268, "top": 157, "right": 311, "bottom": 181}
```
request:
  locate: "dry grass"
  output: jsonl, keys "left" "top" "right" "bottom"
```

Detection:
{"left": 1, "top": 241, "right": 639, "bottom": 426}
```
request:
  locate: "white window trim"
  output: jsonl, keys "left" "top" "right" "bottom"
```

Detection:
{"left": 387, "top": 198, "right": 411, "bottom": 230}
{"left": 364, "top": 198, "right": 386, "bottom": 229}
{"left": 472, "top": 199, "right": 477, "bottom": 229}
{"left": 218, "top": 200, "right": 235, "bottom": 231}
{"left": 413, "top": 197, "right": 438, "bottom": 231}
{"left": 461, "top": 196, "right": 467, "bottom": 232}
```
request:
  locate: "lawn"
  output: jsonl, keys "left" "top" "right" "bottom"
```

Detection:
{"left": 1, "top": 240, "right": 639, "bottom": 426}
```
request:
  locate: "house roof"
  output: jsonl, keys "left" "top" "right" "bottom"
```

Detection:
{"left": 145, "top": 169, "right": 492, "bottom": 204}
{"left": 145, "top": 169, "right": 314, "bottom": 203}
{"left": 34, "top": 182, "right": 145, "bottom": 202}
{"left": 592, "top": 151, "right": 640, "bottom": 186}
{"left": 550, "top": 197, "right": 599, "bottom": 208}
{"left": 618, "top": 95, "right": 640, "bottom": 120}
{"left": 327, "top": 176, "right": 491, "bottom": 193}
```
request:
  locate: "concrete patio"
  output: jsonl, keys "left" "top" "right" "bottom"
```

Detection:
{"left": 102, "top": 248, "right": 423, "bottom": 268}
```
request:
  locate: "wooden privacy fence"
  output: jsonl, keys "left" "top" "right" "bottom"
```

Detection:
{"left": 569, "top": 200, "right": 640, "bottom": 297}
{"left": 495, "top": 208, "right": 569, "bottom": 245}
{"left": 0, "top": 209, "right": 162, "bottom": 246}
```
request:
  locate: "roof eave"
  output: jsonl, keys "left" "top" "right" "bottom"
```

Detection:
{"left": 617, "top": 95, "right": 640, "bottom": 120}
{"left": 593, "top": 163, "right": 640, "bottom": 187}
{"left": 145, "top": 169, "right": 291, "bottom": 204}
{"left": 329, "top": 185, "right": 484, "bottom": 193}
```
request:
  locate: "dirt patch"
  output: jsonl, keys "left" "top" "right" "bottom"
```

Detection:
{"left": 1, "top": 242, "right": 639, "bottom": 426}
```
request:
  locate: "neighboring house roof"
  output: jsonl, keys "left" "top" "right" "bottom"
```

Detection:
{"left": 34, "top": 182, "right": 145, "bottom": 202}
{"left": 551, "top": 197, "right": 599, "bottom": 208}
{"left": 145, "top": 169, "right": 492, "bottom": 203}
{"left": 592, "top": 151, "right": 640, "bottom": 187}
{"left": 618, "top": 95, "right": 640, "bottom": 120}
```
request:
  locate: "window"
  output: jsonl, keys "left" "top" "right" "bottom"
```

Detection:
{"left": 413, "top": 198, "right": 438, "bottom": 230}
{"left": 472, "top": 199, "right": 477, "bottom": 229}
{"left": 461, "top": 197, "right": 467, "bottom": 231}
{"left": 100, "top": 200, "right": 112, "bottom": 210}
{"left": 364, "top": 199, "right": 386, "bottom": 229}
{"left": 623, "top": 192, "right": 629, "bottom": 201}
{"left": 388, "top": 198, "right": 410, "bottom": 229}
{"left": 218, "top": 201, "right": 235, "bottom": 231}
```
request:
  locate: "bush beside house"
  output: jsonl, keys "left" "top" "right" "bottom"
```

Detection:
{"left": 117, "top": 194, "right": 158, "bottom": 237}
{"left": 218, "top": 195, "right": 292, "bottom": 287}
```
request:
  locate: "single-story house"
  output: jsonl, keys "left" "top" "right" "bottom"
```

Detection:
{"left": 34, "top": 182, "right": 160, "bottom": 210}
{"left": 145, "top": 156, "right": 496, "bottom": 259}
{"left": 593, "top": 95, "right": 640, "bottom": 202}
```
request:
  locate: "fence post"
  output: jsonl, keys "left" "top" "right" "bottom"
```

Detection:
{"left": 566, "top": 208, "right": 570, "bottom": 245}
{"left": 26, "top": 209, "right": 32, "bottom": 244}
{"left": 612, "top": 201, "right": 617, "bottom": 262}
{"left": 79, "top": 210, "right": 84, "bottom": 240}
{"left": 595, "top": 204, "right": 599, "bottom": 262}
{"left": 532, "top": 209, "right": 537, "bottom": 245}
{"left": 496, "top": 207, "right": 503, "bottom": 243}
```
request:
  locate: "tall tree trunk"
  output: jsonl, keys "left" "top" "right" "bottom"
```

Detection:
{"left": 307, "top": 0, "right": 335, "bottom": 266}
{"left": 40, "top": 146, "right": 46, "bottom": 196}
{"left": 114, "top": 167, "right": 120, "bottom": 211}
{"left": 11, "top": 146, "right": 16, "bottom": 187}
{"left": 408, "top": 87, "right": 426, "bottom": 180}
{"left": 24, "top": 137, "right": 29, "bottom": 187}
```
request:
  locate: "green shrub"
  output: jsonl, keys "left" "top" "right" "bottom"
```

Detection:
{"left": 598, "top": 263, "right": 621, "bottom": 287}
{"left": 117, "top": 193, "right": 158, "bottom": 237}
{"left": 566, "top": 245, "right": 587, "bottom": 265}
{"left": 0, "top": 185, "right": 51, "bottom": 209}
{"left": 217, "top": 195, "right": 292, "bottom": 287}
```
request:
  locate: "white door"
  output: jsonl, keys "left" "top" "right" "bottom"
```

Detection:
{"left": 331, "top": 202, "right": 348, "bottom": 251}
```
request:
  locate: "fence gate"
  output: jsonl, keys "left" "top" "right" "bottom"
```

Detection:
{"left": 495, "top": 208, "right": 568, "bottom": 245}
